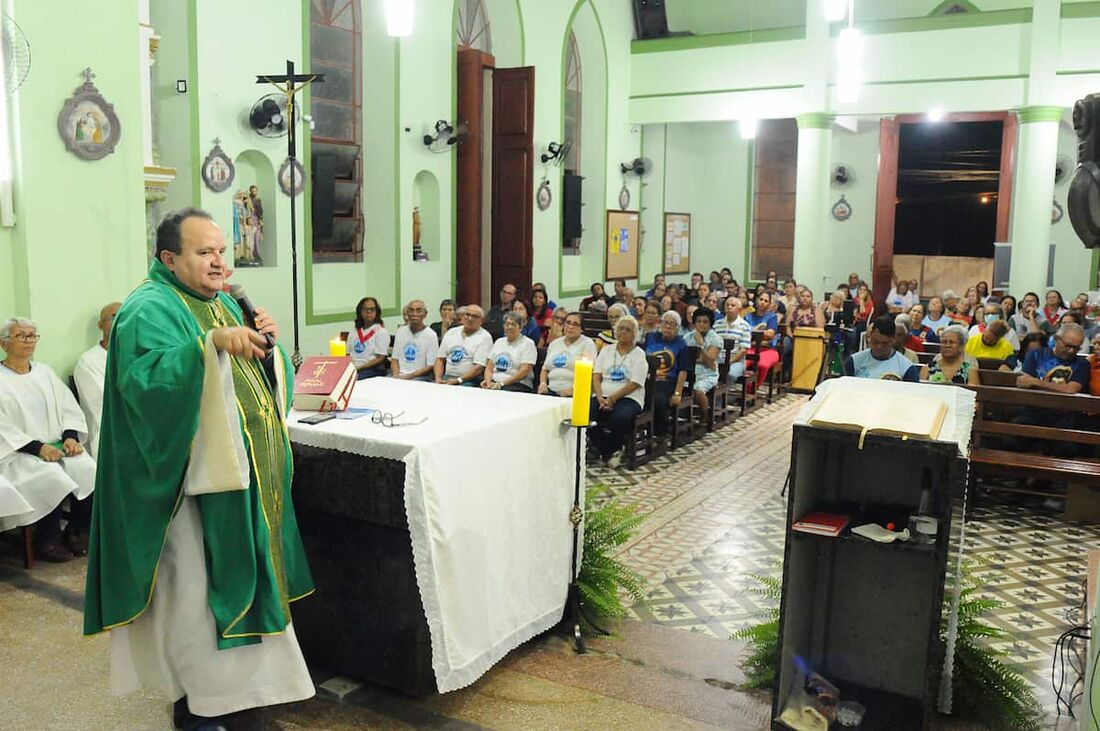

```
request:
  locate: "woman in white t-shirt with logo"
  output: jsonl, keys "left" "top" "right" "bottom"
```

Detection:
{"left": 347, "top": 296, "right": 389, "bottom": 380}
{"left": 482, "top": 313, "right": 538, "bottom": 392}
{"left": 538, "top": 311, "right": 597, "bottom": 396}
{"left": 590, "top": 315, "right": 648, "bottom": 468}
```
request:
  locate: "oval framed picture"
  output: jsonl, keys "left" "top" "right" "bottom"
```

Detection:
{"left": 278, "top": 157, "right": 306, "bottom": 197}
{"left": 201, "top": 141, "right": 235, "bottom": 193}
{"left": 57, "top": 69, "right": 122, "bottom": 161}
{"left": 831, "top": 195, "right": 852, "bottom": 222}
{"left": 536, "top": 179, "right": 552, "bottom": 211}
{"left": 1052, "top": 199, "right": 1064, "bottom": 224}
{"left": 618, "top": 183, "right": 631, "bottom": 210}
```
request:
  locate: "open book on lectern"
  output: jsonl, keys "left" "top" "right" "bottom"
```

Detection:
{"left": 807, "top": 387, "right": 948, "bottom": 448}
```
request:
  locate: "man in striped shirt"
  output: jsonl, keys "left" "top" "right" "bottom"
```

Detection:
{"left": 712, "top": 296, "right": 752, "bottom": 382}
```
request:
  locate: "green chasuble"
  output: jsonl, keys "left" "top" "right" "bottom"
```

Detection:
{"left": 84, "top": 260, "right": 313, "bottom": 649}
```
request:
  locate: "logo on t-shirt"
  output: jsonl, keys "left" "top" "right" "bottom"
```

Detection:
{"left": 449, "top": 347, "right": 467, "bottom": 364}
{"left": 1044, "top": 364, "right": 1074, "bottom": 384}
{"left": 552, "top": 353, "right": 569, "bottom": 369}
{"left": 880, "top": 373, "right": 901, "bottom": 381}
{"left": 403, "top": 343, "right": 418, "bottom": 363}
{"left": 608, "top": 365, "right": 627, "bottom": 382}
{"left": 353, "top": 341, "right": 366, "bottom": 354}
{"left": 495, "top": 354, "right": 513, "bottom": 371}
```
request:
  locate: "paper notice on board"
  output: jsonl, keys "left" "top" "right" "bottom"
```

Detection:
{"left": 672, "top": 253, "right": 681, "bottom": 265}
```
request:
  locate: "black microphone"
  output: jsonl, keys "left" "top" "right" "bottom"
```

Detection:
{"left": 228, "top": 283, "right": 275, "bottom": 350}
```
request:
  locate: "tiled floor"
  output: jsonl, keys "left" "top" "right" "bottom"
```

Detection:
{"left": 1, "top": 393, "right": 1095, "bottom": 729}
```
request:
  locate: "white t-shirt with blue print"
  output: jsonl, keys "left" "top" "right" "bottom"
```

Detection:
{"left": 594, "top": 344, "right": 648, "bottom": 408}
{"left": 544, "top": 334, "right": 598, "bottom": 394}
{"left": 439, "top": 326, "right": 493, "bottom": 381}
{"left": 487, "top": 335, "right": 538, "bottom": 388}
{"left": 392, "top": 324, "right": 439, "bottom": 376}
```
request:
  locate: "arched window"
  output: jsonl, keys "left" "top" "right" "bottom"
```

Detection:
{"left": 562, "top": 31, "right": 581, "bottom": 254}
{"left": 457, "top": 0, "right": 491, "bottom": 53}
{"left": 309, "top": 0, "right": 363, "bottom": 262}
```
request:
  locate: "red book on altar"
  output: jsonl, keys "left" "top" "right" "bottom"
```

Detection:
{"left": 791, "top": 512, "right": 851, "bottom": 538}
{"left": 292, "top": 356, "right": 357, "bottom": 412}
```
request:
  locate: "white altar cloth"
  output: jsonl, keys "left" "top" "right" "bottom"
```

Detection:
{"left": 287, "top": 378, "right": 576, "bottom": 693}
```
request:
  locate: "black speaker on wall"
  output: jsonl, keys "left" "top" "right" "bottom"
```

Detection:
{"left": 633, "top": 0, "right": 669, "bottom": 40}
{"left": 563, "top": 173, "right": 583, "bottom": 241}
{"left": 311, "top": 152, "right": 337, "bottom": 240}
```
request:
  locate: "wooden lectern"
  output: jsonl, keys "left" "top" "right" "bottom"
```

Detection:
{"left": 790, "top": 327, "right": 827, "bottom": 392}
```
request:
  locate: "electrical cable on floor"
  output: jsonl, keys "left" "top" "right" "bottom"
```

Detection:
{"left": 1053, "top": 624, "right": 1090, "bottom": 717}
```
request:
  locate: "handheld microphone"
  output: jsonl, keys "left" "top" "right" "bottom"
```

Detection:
{"left": 228, "top": 283, "right": 276, "bottom": 350}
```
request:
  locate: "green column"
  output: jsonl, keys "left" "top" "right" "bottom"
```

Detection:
{"left": 793, "top": 113, "right": 834, "bottom": 291}
{"left": 1008, "top": 106, "right": 1063, "bottom": 296}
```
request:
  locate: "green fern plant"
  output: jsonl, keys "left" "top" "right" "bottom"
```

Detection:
{"left": 730, "top": 570, "right": 782, "bottom": 690}
{"left": 947, "top": 563, "right": 1042, "bottom": 730}
{"left": 577, "top": 486, "right": 649, "bottom": 631}
{"left": 731, "top": 561, "right": 1044, "bottom": 728}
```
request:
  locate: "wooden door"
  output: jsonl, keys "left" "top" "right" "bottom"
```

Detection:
{"left": 491, "top": 66, "right": 535, "bottom": 298}
{"left": 456, "top": 49, "right": 494, "bottom": 306}
{"left": 872, "top": 118, "right": 900, "bottom": 307}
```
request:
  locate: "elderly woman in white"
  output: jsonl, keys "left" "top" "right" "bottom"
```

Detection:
{"left": 0, "top": 317, "right": 97, "bottom": 561}
{"left": 589, "top": 315, "right": 648, "bottom": 468}
{"left": 538, "top": 311, "right": 597, "bottom": 397}
{"left": 482, "top": 312, "right": 538, "bottom": 392}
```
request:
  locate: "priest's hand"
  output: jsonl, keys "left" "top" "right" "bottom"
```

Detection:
{"left": 38, "top": 443, "right": 64, "bottom": 462}
{"left": 62, "top": 438, "right": 83, "bottom": 457}
{"left": 253, "top": 307, "right": 279, "bottom": 342}
{"left": 212, "top": 327, "right": 268, "bottom": 360}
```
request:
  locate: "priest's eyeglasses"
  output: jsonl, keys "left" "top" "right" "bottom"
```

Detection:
{"left": 12, "top": 333, "right": 40, "bottom": 342}
{"left": 370, "top": 410, "right": 427, "bottom": 428}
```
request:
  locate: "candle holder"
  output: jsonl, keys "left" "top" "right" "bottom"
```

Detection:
{"left": 560, "top": 418, "right": 609, "bottom": 654}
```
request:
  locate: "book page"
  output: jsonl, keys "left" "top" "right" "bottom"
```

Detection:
{"left": 809, "top": 389, "right": 947, "bottom": 440}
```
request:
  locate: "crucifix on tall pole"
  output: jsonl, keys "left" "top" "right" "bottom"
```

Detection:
{"left": 256, "top": 59, "right": 324, "bottom": 370}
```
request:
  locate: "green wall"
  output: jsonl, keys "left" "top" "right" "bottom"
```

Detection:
{"left": 5, "top": 0, "right": 146, "bottom": 373}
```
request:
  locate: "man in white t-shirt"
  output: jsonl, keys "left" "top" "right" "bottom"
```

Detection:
{"left": 73, "top": 301, "right": 121, "bottom": 458}
{"left": 434, "top": 304, "right": 493, "bottom": 386}
{"left": 390, "top": 299, "right": 439, "bottom": 381}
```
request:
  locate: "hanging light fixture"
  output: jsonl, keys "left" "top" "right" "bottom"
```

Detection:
{"left": 385, "top": 0, "right": 414, "bottom": 37}
{"left": 740, "top": 118, "right": 758, "bottom": 140}
{"left": 825, "top": 0, "right": 848, "bottom": 23}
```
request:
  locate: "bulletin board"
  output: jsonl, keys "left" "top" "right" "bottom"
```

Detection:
{"left": 663, "top": 212, "right": 691, "bottom": 274}
{"left": 605, "top": 209, "right": 640, "bottom": 280}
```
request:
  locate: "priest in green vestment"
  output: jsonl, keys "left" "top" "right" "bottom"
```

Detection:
{"left": 84, "top": 208, "right": 315, "bottom": 729}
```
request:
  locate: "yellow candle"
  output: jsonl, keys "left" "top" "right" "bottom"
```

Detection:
{"left": 571, "top": 357, "right": 593, "bottom": 426}
{"left": 329, "top": 337, "right": 347, "bottom": 357}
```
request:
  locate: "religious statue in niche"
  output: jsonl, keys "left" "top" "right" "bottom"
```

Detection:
{"left": 232, "top": 187, "right": 265, "bottom": 266}
{"left": 412, "top": 207, "right": 428, "bottom": 261}
{"left": 57, "top": 68, "right": 122, "bottom": 161}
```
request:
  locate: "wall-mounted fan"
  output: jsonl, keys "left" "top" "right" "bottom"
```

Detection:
{"left": 1055, "top": 154, "right": 1074, "bottom": 185}
{"left": 2, "top": 14, "right": 31, "bottom": 93}
{"left": 248, "top": 93, "right": 289, "bottom": 138}
{"left": 831, "top": 163, "right": 856, "bottom": 187}
{"left": 620, "top": 157, "right": 652, "bottom": 177}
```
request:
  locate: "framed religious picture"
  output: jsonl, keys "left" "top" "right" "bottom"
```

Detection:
{"left": 536, "top": 179, "right": 552, "bottom": 211}
{"left": 278, "top": 157, "right": 306, "bottom": 197}
{"left": 57, "top": 68, "right": 121, "bottom": 161}
{"left": 201, "top": 139, "right": 235, "bottom": 193}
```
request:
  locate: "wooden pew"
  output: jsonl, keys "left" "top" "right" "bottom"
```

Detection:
{"left": 581, "top": 312, "right": 610, "bottom": 339}
{"left": 977, "top": 369, "right": 1018, "bottom": 387}
{"left": 625, "top": 357, "right": 664, "bottom": 469}
{"left": 968, "top": 384, "right": 1100, "bottom": 522}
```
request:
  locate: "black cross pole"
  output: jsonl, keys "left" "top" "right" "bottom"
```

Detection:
{"left": 256, "top": 59, "right": 324, "bottom": 370}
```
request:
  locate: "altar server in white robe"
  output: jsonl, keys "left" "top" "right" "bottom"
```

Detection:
{"left": 73, "top": 302, "right": 120, "bottom": 458}
{"left": 0, "top": 317, "right": 96, "bottom": 561}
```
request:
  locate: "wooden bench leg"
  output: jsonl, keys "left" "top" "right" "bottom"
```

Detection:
{"left": 22, "top": 526, "right": 34, "bottom": 569}
{"left": 1065, "top": 483, "right": 1100, "bottom": 524}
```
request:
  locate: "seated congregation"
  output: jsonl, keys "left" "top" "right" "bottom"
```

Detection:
{"left": 5, "top": 267, "right": 1099, "bottom": 567}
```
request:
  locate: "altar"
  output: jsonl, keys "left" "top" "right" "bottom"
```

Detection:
{"left": 286, "top": 378, "right": 577, "bottom": 694}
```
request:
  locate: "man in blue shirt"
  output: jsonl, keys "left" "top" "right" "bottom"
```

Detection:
{"left": 843, "top": 316, "right": 920, "bottom": 381}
